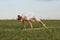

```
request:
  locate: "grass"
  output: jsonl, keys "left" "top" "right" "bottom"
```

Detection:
{"left": 0, "top": 20, "right": 60, "bottom": 40}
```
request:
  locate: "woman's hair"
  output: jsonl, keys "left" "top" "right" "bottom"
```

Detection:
{"left": 17, "top": 15, "right": 22, "bottom": 21}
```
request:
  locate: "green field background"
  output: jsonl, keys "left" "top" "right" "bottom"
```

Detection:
{"left": 0, "top": 20, "right": 60, "bottom": 40}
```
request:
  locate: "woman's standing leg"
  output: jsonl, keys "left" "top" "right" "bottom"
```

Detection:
{"left": 22, "top": 20, "right": 26, "bottom": 30}
{"left": 28, "top": 20, "right": 33, "bottom": 29}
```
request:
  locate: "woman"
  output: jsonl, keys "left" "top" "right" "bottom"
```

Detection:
{"left": 17, "top": 14, "right": 47, "bottom": 30}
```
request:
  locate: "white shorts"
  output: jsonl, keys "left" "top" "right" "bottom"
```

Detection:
{"left": 34, "top": 16, "right": 40, "bottom": 21}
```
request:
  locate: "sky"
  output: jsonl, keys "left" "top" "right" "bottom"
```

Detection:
{"left": 0, "top": 0, "right": 60, "bottom": 19}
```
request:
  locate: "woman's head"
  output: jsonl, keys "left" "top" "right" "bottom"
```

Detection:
{"left": 17, "top": 15, "right": 22, "bottom": 22}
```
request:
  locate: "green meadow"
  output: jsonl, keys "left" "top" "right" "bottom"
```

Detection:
{"left": 0, "top": 20, "right": 60, "bottom": 40}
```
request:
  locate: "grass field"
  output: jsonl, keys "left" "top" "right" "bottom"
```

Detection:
{"left": 0, "top": 20, "right": 60, "bottom": 40}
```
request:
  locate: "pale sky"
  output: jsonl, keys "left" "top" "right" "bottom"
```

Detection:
{"left": 0, "top": 0, "right": 60, "bottom": 19}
